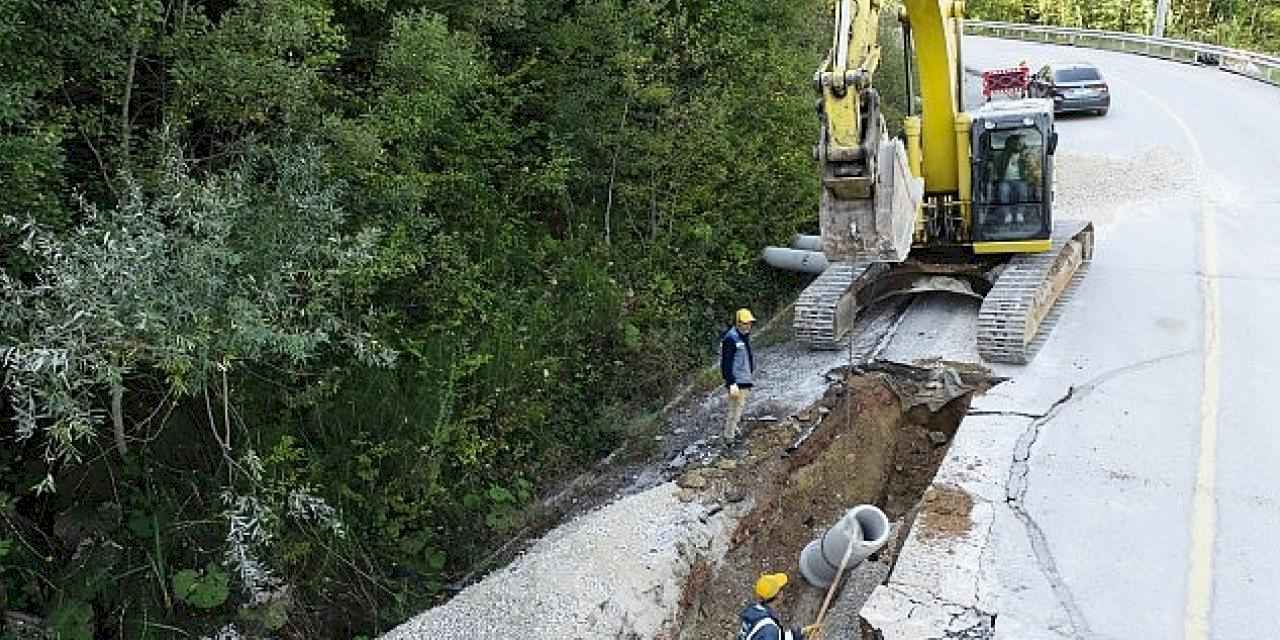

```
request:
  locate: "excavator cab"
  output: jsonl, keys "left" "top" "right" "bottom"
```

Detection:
{"left": 968, "top": 99, "right": 1057, "bottom": 244}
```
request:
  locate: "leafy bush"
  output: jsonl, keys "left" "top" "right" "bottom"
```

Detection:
{"left": 0, "top": 0, "right": 837, "bottom": 636}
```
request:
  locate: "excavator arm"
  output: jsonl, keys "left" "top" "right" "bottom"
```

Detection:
{"left": 815, "top": 0, "right": 973, "bottom": 265}
{"left": 815, "top": 0, "right": 884, "bottom": 172}
{"left": 900, "top": 0, "right": 966, "bottom": 196}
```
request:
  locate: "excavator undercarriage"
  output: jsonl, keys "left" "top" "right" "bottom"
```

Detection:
{"left": 793, "top": 220, "right": 1093, "bottom": 363}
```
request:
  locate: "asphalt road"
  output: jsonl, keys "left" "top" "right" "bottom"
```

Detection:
{"left": 864, "top": 36, "right": 1280, "bottom": 639}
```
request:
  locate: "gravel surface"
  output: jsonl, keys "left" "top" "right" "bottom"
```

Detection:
{"left": 382, "top": 483, "right": 733, "bottom": 639}
{"left": 698, "top": 300, "right": 910, "bottom": 422}
{"left": 1054, "top": 147, "right": 1196, "bottom": 225}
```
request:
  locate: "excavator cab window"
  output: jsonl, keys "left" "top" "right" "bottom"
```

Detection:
{"left": 973, "top": 127, "right": 1051, "bottom": 242}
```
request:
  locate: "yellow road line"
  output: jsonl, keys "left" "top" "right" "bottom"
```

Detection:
{"left": 1113, "top": 77, "right": 1221, "bottom": 640}
{"left": 1186, "top": 198, "right": 1220, "bottom": 639}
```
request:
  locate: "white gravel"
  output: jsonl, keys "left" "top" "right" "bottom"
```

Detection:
{"left": 1054, "top": 147, "right": 1196, "bottom": 225}
{"left": 381, "top": 483, "right": 733, "bottom": 639}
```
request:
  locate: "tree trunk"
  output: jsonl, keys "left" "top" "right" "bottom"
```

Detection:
{"left": 648, "top": 164, "right": 658, "bottom": 242}
{"left": 121, "top": 3, "right": 144, "bottom": 173}
{"left": 111, "top": 381, "right": 128, "bottom": 456}
{"left": 603, "top": 102, "right": 630, "bottom": 247}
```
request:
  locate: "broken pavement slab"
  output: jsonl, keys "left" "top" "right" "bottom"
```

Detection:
{"left": 862, "top": 347, "right": 1203, "bottom": 639}
{"left": 861, "top": 412, "right": 1043, "bottom": 640}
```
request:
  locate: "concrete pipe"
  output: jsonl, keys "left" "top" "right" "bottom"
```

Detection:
{"left": 799, "top": 504, "right": 891, "bottom": 588}
{"left": 791, "top": 234, "right": 823, "bottom": 251}
{"left": 762, "top": 247, "right": 829, "bottom": 274}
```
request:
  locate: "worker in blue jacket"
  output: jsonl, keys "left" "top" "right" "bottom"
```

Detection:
{"left": 738, "top": 573, "right": 816, "bottom": 640}
{"left": 721, "top": 308, "right": 756, "bottom": 440}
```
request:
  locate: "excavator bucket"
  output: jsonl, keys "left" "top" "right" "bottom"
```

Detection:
{"left": 795, "top": 139, "right": 923, "bottom": 350}
{"left": 819, "top": 138, "right": 922, "bottom": 263}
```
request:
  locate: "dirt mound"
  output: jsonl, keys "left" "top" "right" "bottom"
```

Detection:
{"left": 666, "top": 364, "right": 993, "bottom": 639}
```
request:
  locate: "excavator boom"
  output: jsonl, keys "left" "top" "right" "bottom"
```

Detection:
{"left": 901, "top": 0, "right": 964, "bottom": 195}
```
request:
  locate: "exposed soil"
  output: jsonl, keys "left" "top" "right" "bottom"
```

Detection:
{"left": 444, "top": 302, "right": 911, "bottom": 595}
{"left": 667, "top": 364, "right": 994, "bottom": 639}
{"left": 917, "top": 484, "right": 976, "bottom": 540}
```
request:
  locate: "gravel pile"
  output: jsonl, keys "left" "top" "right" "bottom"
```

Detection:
{"left": 1054, "top": 147, "right": 1196, "bottom": 224}
{"left": 381, "top": 483, "right": 731, "bottom": 639}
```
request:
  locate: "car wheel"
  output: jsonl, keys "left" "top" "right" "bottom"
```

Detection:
{"left": 1097, "top": 109, "right": 1109, "bottom": 117}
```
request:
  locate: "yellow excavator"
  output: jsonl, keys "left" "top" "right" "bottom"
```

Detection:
{"left": 789, "top": 0, "right": 1093, "bottom": 363}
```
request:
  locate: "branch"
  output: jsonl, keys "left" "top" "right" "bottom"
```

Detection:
{"left": 203, "top": 382, "right": 229, "bottom": 458}
{"left": 60, "top": 87, "right": 118, "bottom": 199}
{"left": 221, "top": 363, "right": 231, "bottom": 458}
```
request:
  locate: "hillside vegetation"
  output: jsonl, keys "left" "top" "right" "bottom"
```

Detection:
{"left": 0, "top": 0, "right": 833, "bottom": 636}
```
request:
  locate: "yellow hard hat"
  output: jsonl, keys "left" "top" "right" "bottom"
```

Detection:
{"left": 754, "top": 573, "right": 788, "bottom": 600}
{"left": 735, "top": 308, "right": 756, "bottom": 324}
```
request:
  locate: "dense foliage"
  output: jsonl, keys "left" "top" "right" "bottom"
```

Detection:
{"left": 0, "top": 0, "right": 836, "bottom": 636}
{"left": 970, "top": 0, "right": 1280, "bottom": 54}
{"left": 21, "top": 0, "right": 1272, "bottom": 637}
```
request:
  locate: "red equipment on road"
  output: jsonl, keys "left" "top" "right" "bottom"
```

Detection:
{"left": 981, "top": 64, "right": 1031, "bottom": 100}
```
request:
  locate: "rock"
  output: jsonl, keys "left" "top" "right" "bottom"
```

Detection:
{"left": 654, "top": 435, "right": 664, "bottom": 442}
{"left": 716, "top": 459, "right": 738, "bottom": 471}
{"left": 817, "top": 406, "right": 832, "bottom": 416}
{"left": 677, "top": 488, "right": 698, "bottom": 503}
{"left": 678, "top": 471, "right": 708, "bottom": 489}
{"left": 700, "top": 467, "right": 726, "bottom": 479}
{"left": 928, "top": 431, "right": 949, "bottom": 446}
{"left": 667, "top": 454, "right": 688, "bottom": 470}
{"left": 725, "top": 488, "right": 748, "bottom": 504}
{"left": 755, "top": 415, "right": 779, "bottom": 423}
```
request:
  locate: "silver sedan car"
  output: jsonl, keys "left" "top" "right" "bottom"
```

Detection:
{"left": 1029, "top": 63, "right": 1111, "bottom": 116}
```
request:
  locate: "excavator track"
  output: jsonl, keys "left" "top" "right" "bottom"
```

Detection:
{"left": 976, "top": 220, "right": 1095, "bottom": 364}
{"left": 794, "top": 261, "right": 889, "bottom": 350}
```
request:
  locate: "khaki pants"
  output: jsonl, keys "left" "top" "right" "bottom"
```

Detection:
{"left": 724, "top": 388, "right": 750, "bottom": 439}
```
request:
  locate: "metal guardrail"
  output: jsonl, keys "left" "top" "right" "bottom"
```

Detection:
{"left": 966, "top": 20, "right": 1280, "bottom": 88}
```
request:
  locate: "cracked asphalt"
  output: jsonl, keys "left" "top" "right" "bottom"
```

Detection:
{"left": 861, "top": 36, "right": 1280, "bottom": 639}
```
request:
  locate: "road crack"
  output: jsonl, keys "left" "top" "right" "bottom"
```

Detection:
{"left": 1003, "top": 349, "right": 1195, "bottom": 638}
{"left": 966, "top": 410, "right": 1043, "bottom": 420}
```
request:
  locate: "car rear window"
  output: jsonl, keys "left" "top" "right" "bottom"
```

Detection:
{"left": 1054, "top": 67, "right": 1101, "bottom": 82}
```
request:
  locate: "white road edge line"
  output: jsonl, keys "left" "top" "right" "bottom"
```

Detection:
{"left": 1112, "top": 77, "right": 1220, "bottom": 640}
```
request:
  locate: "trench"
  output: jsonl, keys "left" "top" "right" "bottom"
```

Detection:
{"left": 667, "top": 362, "right": 996, "bottom": 639}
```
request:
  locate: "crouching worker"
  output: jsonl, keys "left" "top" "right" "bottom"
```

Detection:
{"left": 737, "top": 573, "right": 818, "bottom": 640}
